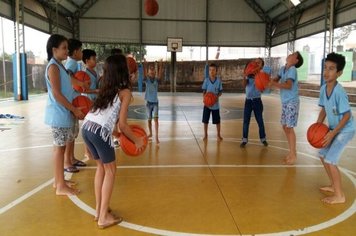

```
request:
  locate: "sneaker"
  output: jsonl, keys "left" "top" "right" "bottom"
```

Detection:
{"left": 240, "top": 142, "right": 247, "bottom": 148}
{"left": 262, "top": 141, "right": 268, "bottom": 147}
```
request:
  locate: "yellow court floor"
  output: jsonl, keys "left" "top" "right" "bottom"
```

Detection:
{"left": 0, "top": 92, "right": 356, "bottom": 236}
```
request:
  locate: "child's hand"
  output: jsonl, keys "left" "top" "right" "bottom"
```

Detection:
{"left": 73, "top": 107, "right": 85, "bottom": 120}
{"left": 81, "top": 81, "right": 90, "bottom": 91}
{"left": 322, "top": 130, "right": 336, "bottom": 147}
{"left": 135, "top": 136, "right": 145, "bottom": 152}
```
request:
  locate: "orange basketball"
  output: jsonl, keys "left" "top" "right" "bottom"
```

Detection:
{"left": 120, "top": 125, "right": 148, "bottom": 156}
{"left": 244, "top": 60, "right": 260, "bottom": 76}
{"left": 307, "top": 122, "right": 329, "bottom": 148}
{"left": 73, "top": 71, "right": 91, "bottom": 92}
{"left": 144, "top": 0, "right": 159, "bottom": 16}
{"left": 127, "top": 57, "right": 138, "bottom": 74}
{"left": 203, "top": 92, "right": 217, "bottom": 107}
{"left": 72, "top": 95, "right": 93, "bottom": 119}
{"left": 254, "top": 71, "right": 270, "bottom": 92}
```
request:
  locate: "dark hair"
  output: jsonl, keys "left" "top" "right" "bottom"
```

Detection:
{"left": 325, "top": 52, "right": 346, "bottom": 72}
{"left": 111, "top": 48, "right": 123, "bottom": 55}
{"left": 257, "top": 57, "right": 265, "bottom": 67}
{"left": 82, "top": 49, "right": 96, "bottom": 63}
{"left": 67, "top": 38, "right": 82, "bottom": 56}
{"left": 92, "top": 55, "right": 131, "bottom": 111}
{"left": 295, "top": 51, "right": 304, "bottom": 68}
{"left": 209, "top": 63, "right": 218, "bottom": 70}
{"left": 46, "top": 34, "right": 67, "bottom": 61}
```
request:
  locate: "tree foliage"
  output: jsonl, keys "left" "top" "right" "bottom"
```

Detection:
{"left": 82, "top": 43, "right": 146, "bottom": 62}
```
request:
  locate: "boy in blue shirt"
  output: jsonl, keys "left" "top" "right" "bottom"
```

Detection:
{"left": 270, "top": 51, "right": 303, "bottom": 165}
{"left": 240, "top": 58, "right": 268, "bottom": 148}
{"left": 316, "top": 52, "right": 355, "bottom": 204}
{"left": 202, "top": 63, "right": 223, "bottom": 141}
{"left": 143, "top": 60, "right": 163, "bottom": 144}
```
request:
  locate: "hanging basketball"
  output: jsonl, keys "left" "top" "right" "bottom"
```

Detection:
{"left": 307, "top": 122, "right": 329, "bottom": 148}
{"left": 203, "top": 92, "right": 217, "bottom": 107}
{"left": 72, "top": 95, "right": 93, "bottom": 119}
{"left": 120, "top": 125, "right": 148, "bottom": 156}
{"left": 72, "top": 71, "right": 91, "bottom": 92}
{"left": 144, "top": 0, "right": 159, "bottom": 16}
{"left": 127, "top": 57, "right": 138, "bottom": 74}
{"left": 254, "top": 71, "right": 270, "bottom": 92}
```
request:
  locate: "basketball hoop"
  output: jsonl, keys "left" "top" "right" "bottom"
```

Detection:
{"left": 167, "top": 37, "right": 183, "bottom": 52}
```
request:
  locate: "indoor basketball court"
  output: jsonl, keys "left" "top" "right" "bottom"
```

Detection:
{"left": 0, "top": 92, "right": 355, "bottom": 236}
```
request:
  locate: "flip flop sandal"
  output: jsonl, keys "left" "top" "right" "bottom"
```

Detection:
{"left": 73, "top": 159, "right": 87, "bottom": 167}
{"left": 64, "top": 166, "right": 79, "bottom": 173}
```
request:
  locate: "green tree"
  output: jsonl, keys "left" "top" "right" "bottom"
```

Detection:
{"left": 0, "top": 52, "right": 13, "bottom": 62}
{"left": 82, "top": 43, "right": 146, "bottom": 62}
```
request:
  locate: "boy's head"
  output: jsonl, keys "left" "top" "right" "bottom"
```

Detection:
{"left": 82, "top": 49, "right": 97, "bottom": 67}
{"left": 209, "top": 63, "right": 218, "bottom": 79}
{"left": 287, "top": 51, "right": 303, "bottom": 68}
{"left": 148, "top": 64, "right": 156, "bottom": 78}
{"left": 325, "top": 52, "right": 346, "bottom": 72}
{"left": 68, "top": 38, "right": 82, "bottom": 60}
{"left": 111, "top": 48, "right": 123, "bottom": 56}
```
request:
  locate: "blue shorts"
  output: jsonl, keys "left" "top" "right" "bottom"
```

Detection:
{"left": 281, "top": 101, "right": 299, "bottom": 128}
{"left": 82, "top": 128, "right": 116, "bottom": 164}
{"left": 319, "top": 131, "right": 355, "bottom": 165}
{"left": 51, "top": 127, "right": 74, "bottom": 146}
{"left": 146, "top": 102, "right": 159, "bottom": 120}
{"left": 202, "top": 106, "right": 221, "bottom": 124}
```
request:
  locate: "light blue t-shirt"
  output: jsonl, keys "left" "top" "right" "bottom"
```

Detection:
{"left": 144, "top": 77, "right": 159, "bottom": 103}
{"left": 44, "top": 58, "right": 74, "bottom": 128}
{"left": 202, "top": 77, "right": 223, "bottom": 110}
{"left": 85, "top": 68, "right": 99, "bottom": 101}
{"left": 278, "top": 65, "right": 299, "bottom": 104}
{"left": 319, "top": 83, "right": 355, "bottom": 132}
{"left": 65, "top": 57, "right": 80, "bottom": 75}
{"left": 245, "top": 75, "right": 261, "bottom": 99}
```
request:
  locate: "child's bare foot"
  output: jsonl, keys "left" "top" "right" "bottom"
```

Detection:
{"left": 53, "top": 180, "right": 76, "bottom": 188}
{"left": 155, "top": 137, "right": 160, "bottom": 144}
{"left": 203, "top": 136, "right": 207, "bottom": 141}
{"left": 217, "top": 136, "right": 223, "bottom": 141}
{"left": 55, "top": 185, "right": 80, "bottom": 196}
{"left": 322, "top": 195, "right": 345, "bottom": 204}
{"left": 320, "top": 186, "right": 334, "bottom": 193}
{"left": 147, "top": 134, "right": 152, "bottom": 139}
{"left": 98, "top": 213, "right": 123, "bottom": 229}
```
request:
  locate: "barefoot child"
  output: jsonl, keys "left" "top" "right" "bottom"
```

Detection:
{"left": 202, "top": 63, "right": 223, "bottom": 141}
{"left": 316, "top": 52, "right": 355, "bottom": 204}
{"left": 81, "top": 54, "right": 145, "bottom": 228}
{"left": 44, "top": 34, "right": 84, "bottom": 195}
{"left": 269, "top": 51, "right": 303, "bottom": 164}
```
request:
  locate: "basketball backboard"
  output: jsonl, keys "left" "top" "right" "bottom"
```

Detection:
{"left": 167, "top": 37, "right": 183, "bottom": 52}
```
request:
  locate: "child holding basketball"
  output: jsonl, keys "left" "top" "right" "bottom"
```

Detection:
{"left": 202, "top": 63, "right": 223, "bottom": 141}
{"left": 240, "top": 58, "right": 268, "bottom": 148}
{"left": 143, "top": 59, "right": 164, "bottom": 144}
{"left": 316, "top": 52, "right": 355, "bottom": 204}
{"left": 44, "top": 34, "right": 84, "bottom": 195}
{"left": 64, "top": 38, "right": 87, "bottom": 173}
{"left": 81, "top": 54, "right": 145, "bottom": 228}
{"left": 269, "top": 51, "right": 303, "bottom": 164}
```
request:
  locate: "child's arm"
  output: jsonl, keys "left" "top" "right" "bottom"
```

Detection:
{"left": 143, "top": 58, "right": 148, "bottom": 79}
{"left": 270, "top": 78, "right": 292, "bottom": 90}
{"left": 322, "top": 111, "right": 351, "bottom": 147}
{"left": 316, "top": 107, "right": 326, "bottom": 123}
{"left": 48, "top": 65, "right": 85, "bottom": 119}
{"left": 157, "top": 59, "right": 164, "bottom": 80}
{"left": 242, "top": 76, "right": 248, "bottom": 88}
{"left": 70, "top": 73, "right": 90, "bottom": 91}
{"left": 118, "top": 89, "right": 145, "bottom": 149}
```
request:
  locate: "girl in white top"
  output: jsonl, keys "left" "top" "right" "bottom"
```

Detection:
{"left": 82, "top": 55, "right": 145, "bottom": 229}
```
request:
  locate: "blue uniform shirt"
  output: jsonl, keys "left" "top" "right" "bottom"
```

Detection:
{"left": 202, "top": 77, "right": 223, "bottom": 110}
{"left": 44, "top": 58, "right": 74, "bottom": 128}
{"left": 278, "top": 65, "right": 299, "bottom": 104}
{"left": 85, "top": 68, "right": 99, "bottom": 101}
{"left": 319, "top": 83, "right": 355, "bottom": 132}
{"left": 245, "top": 75, "right": 261, "bottom": 99}
{"left": 65, "top": 57, "right": 79, "bottom": 75}
{"left": 144, "top": 77, "right": 159, "bottom": 103}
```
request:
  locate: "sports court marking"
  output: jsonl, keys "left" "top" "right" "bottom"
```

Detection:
{"left": 1, "top": 139, "right": 355, "bottom": 235}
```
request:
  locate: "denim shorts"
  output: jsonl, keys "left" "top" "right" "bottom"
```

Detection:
{"left": 146, "top": 101, "right": 159, "bottom": 120}
{"left": 82, "top": 128, "right": 116, "bottom": 164}
{"left": 202, "top": 106, "right": 221, "bottom": 124}
{"left": 51, "top": 127, "right": 74, "bottom": 146}
{"left": 281, "top": 101, "right": 299, "bottom": 128}
{"left": 319, "top": 131, "right": 355, "bottom": 165}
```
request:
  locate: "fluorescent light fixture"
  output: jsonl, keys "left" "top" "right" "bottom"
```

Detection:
{"left": 291, "top": 0, "right": 300, "bottom": 6}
